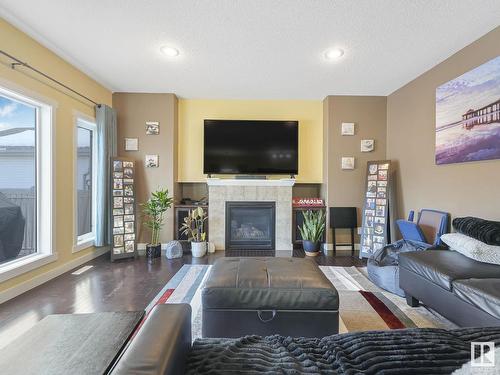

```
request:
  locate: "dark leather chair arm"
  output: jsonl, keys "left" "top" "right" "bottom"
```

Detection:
{"left": 111, "top": 304, "right": 192, "bottom": 375}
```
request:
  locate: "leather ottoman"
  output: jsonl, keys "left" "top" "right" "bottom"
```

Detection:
{"left": 201, "top": 257, "right": 339, "bottom": 338}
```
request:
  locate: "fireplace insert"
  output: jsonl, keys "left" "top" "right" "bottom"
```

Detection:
{"left": 225, "top": 202, "right": 275, "bottom": 250}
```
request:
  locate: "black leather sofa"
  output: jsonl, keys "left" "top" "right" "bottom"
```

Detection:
{"left": 111, "top": 304, "right": 193, "bottom": 375}
{"left": 400, "top": 250, "right": 500, "bottom": 327}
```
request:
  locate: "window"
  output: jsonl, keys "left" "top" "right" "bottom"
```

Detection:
{"left": 74, "top": 117, "right": 97, "bottom": 250}
{"left": 0, "top": 85, "right": 54, "bottom": 279}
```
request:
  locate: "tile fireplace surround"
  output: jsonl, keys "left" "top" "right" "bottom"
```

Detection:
{"left": 207, "top": 178, "right": 295, "bottom": 250}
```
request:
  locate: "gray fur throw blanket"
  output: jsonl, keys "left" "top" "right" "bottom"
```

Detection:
{"left": 186, "top": 327, "right": 500, "bottom": 374}
{"left": 453, "top": 216, "right": 500, "bottom": 246}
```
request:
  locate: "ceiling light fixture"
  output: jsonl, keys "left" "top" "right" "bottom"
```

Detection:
{"left": 324, "top": 48, "right": 345, "bottom": 60}
{"left": 160, "top": 46, "right": 180, "bottom": 57}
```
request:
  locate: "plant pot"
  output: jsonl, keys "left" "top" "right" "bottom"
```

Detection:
{"left": 207, "top": 242, "right": 216, "bottom": 254}
{"left": 146, "top": 244, "right": 161, "bottom": 259}
{"left": 303, "top": 240, "right": 320, "bottom": 256}
{"left": 191, "top": 241, "right": 206, "bottom": 258}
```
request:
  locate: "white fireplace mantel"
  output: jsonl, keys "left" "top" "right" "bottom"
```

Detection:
{"left": 206, "top": 178, "right": 295, "bottom": 187}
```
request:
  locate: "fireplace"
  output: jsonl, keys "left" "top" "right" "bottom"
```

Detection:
{"left": 225, "top": 202, "right": 276, "bottom": 250}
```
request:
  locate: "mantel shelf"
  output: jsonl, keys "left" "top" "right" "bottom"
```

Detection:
{"left": 206, "top": 178, "right": 295, "bottom": 187}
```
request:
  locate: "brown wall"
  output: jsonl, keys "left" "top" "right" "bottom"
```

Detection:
{"left": 387, "top": 26, "right": 500, "bottom": 222}
{"left": 113, "top": 93, "right": 179, "bottom": 243}
{"left": 322, "top": 96, "right": 387, "bottom": 243}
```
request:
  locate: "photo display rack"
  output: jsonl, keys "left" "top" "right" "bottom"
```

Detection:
{"left": 110, "top": 157, "right": 137, "bottom": 261}
{"left": 359, "top": 160, "right": 397, "bottom": 259}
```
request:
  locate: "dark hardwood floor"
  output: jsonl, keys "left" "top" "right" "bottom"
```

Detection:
{"left": 0, "top": 249, "right": 364, "bottom": 347}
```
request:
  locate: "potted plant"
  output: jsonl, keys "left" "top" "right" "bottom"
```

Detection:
{"left": 180, "top": 207, "right": 207, "bottom": 258}
{"left": 298, "top": 210, "right": 326, "bottom": 256}
{"left": 141, "top": 189, "right": 173, "bottom": 259}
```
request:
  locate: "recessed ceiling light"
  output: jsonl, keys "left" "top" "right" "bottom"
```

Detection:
{"left": 160, "top": 46, "right": 180, "bottom": 57}
{"left": 324, "top": 48, "right": 344, "bottom": 60}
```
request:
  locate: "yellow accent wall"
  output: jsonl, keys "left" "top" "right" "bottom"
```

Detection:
{"left": 0, "top": 19, "right": 112, "bottom": 294}
{"left": 178, "top": 99, "right": 323, "bottom": 183}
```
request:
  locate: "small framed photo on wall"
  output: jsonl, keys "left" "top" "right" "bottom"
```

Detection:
{"left": 341, "top": 157, "right": 355, "bottom": 170}
{"left": 145, "top": 121, "right": 160, "bottom": 135}
{"left": 361, "top": 139, "right": 374, "bottom": 152}
{"left": 145, "top": 154, "right": 159, "bottom": 168}
{"left": 341, "top": 122, "right": 355, "bottom": 136}
{"left": 124, "top": 138, "right": 139, "bottom": 151}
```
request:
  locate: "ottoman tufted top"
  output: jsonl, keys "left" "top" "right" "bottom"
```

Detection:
{"left": 202, "top": 257, "right": 339, "bottom": 311}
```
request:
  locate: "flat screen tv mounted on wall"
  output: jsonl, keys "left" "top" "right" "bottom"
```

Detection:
{"left": 203, "top": 119, "right": 298, "bottom": 175}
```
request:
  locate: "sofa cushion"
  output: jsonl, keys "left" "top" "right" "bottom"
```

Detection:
{"left": 399, "top": 250, "right": 500, "bottom": 291}
{"left": 453, "top": 216, "right": 500, "bottom": 246}
{"left": 441, "top": 233, "right": 500, "bottom": 265}
{"left": 202, "top": 257, "right": 339, "bottom": 310}
{"left": 452, "top": 279, "right": 500, "bottom": 320}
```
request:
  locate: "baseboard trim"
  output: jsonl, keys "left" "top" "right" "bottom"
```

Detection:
{"left": 0, "top": 246, "right": 110, "bottom": 305}
{"left": 322, "top": 243, "right": 360, "bottom": 251}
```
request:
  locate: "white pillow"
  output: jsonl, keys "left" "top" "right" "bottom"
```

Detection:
{"left": 441, "top": 233, "right": 500, "bottom": 266}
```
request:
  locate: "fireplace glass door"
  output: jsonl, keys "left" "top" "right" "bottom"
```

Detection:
{"left": 225, "top": 202, "right": 275, "bottom": 250}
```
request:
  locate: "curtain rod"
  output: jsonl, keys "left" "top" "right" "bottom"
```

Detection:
{"left": 0, "top": 50, "right": 100, "bottom": 107}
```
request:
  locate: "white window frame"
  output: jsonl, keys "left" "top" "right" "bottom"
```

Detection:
{"left": 73, "top": 113, "right": 97, "bottom": 252}
{"left": 0, "top": 83, "right": 56, "bottom": 283}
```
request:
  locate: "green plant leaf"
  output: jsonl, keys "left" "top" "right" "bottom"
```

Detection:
{"left": 299, "top": 210, "right": 326, "bottom": 242}
{"left": 141, "top": 188, "right": 173, "bottom": 245}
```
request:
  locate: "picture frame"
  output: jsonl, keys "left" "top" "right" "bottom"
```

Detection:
{"left": 125, "top": 222, "right": 134, "bottom": 234}
{"left": 145, "top": 121, "right": 160, "bottom": 135}
{"left": 124, "top": 138, "right": 139, "bottom": 151}
{"left": 124, "top": 204, "right": 134, "bottom": 214}
{"left": 145, "top": 154, "right": 159, "bottom": 168}
{"left": 110, "top": 157, "right": 137, "bottom": 261}
{"left": 360, "top": 160, "right": 394, "bottom": 259}
{"left": 341, "top": 157, "right": 355, "bottom": 170}
{"left": 123, "top": 168, "right": 133, "bottom": 178}
{"left": 114, "top": 216, "right": 123, "bottom": 228}
{"left": 341, "top": 122, "right": 355, "bottom": 136}
{"left": 113, "top": 227, "right": 124, "bottom": 235}
{"left": 436, "top": 56, "right": 500, "bottom": 165}
{"left": 361, "top": 139, "right": 374, "bottom": 152}
{"left": 125, "top": 241, "right": 135, "bottom": 253}
{"left": 113, "top": 160, "right": 122, "bottom": 171}
{"left": 113, "top": 197, "right": 123, "bottom": 208}
{"left": 124, "top": 185, "right": 133, "bottom": 196}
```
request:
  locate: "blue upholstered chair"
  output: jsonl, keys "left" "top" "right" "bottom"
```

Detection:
{"left": 367, "top": 209, "right": 450, "bottom": 296}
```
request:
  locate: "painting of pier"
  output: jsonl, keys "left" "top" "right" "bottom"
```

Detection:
{"left": 436, "top": 56, "right": 500, "bottom": 165}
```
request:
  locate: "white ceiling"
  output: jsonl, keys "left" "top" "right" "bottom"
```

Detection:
{"left": 1, "top": 0, "right": 499, "bottom": 99}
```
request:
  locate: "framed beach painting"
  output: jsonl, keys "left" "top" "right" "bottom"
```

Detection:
{"left": 435, "top": 56, "right": 500, "bottom": 165}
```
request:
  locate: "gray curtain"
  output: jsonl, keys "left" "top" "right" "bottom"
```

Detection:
{"left": 95, "top": 104, "right": 117, "bottom": 247}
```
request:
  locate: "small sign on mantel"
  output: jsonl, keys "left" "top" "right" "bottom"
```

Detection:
{"left": 292, "top": 197, "right": 325, "bottom": 207}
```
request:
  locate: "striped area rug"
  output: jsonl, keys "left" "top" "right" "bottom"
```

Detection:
{"left": 319, "top": 266, "right": 456, "bottom": 333}
{"left": 145, "top": 264, "right": 455, "bottom": 339}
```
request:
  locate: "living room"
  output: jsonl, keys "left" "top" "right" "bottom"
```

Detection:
{"left": 0, "top": 1, "right": 500, "bottom": 374}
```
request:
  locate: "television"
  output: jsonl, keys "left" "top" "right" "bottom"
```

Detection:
{"left": 204, "top": 119, "right": 298, "bottom": 175}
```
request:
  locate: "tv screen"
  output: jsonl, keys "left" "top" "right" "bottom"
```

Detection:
{"left": 204, "top": 119, "right": 298, "bottom": 175}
